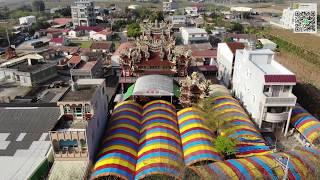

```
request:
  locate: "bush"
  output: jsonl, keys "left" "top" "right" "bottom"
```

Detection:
{"left": 127, "top": 23, "right": 141, "bottom": 38}
{"left": 214, "top": 135, "right": 236, "bottom": 158}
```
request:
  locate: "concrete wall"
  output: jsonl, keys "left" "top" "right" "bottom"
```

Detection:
{"left": 86, "top": 83, "right": 108, "bottom": 162}
{"left": 232, "top": 49, "right": 265, "bottom": 122}
{"left": 217, "top": 43, "right": 234, "bottom": 88}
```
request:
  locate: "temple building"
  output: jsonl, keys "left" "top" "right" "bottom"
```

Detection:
{"left": 119, "top": 20, "right": 194, "bottom": 85}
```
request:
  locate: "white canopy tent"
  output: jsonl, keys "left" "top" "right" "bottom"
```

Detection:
{"left": 132, "top": 75, "right": 174, "bottom": 96}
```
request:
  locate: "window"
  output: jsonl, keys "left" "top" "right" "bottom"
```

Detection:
{"left": 64, "top": 105, "right": 71, "bottom": 114}
{"left": 85, "top": 104, "right": 91, "bottom": 113}
{"left": 74, "top": 105, "right": 83, "bottom": 117}
{"left": 263, "top": 85, "right": 270, "bottom": 93}
{"left": 283, "top": 85, "right": 291, "bottom": 93}
{"left": 267, "top": 107, "right": 287, "bottom": 113}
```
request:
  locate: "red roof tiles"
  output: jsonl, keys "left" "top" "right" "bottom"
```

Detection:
{"left": 50, "top": 37, "right": 64, "bottom": 44}
{"left": 95, "top": 28, "right": 112, "bottom": 36}
{"left": 226, "top": 42, "right": 245, "bottom": 54}
{"left": 68, "top": 55, "right": 81, "bottom": 65}
{"left": 137, "top": 53, "right": 174, "bottom": 66}
{"left": 90, "top": 41, "right": 112, "bottom": 50}
{"left": 78, "top": 61, "right": 98, "bottom": 70}
{"left": 192, "top": 49, "right": 217, "bottom": 58}
{"left": 113, "top": 42, "right": 135, "bottom": 56}
{"left": 53, "top": 18, "right": 72, "bottom": 25}
{"left": 264, "top": 75, "right": 296, "bottom": 83}
{"left": 75, "top": 26, "right": 105, "bottom": 32}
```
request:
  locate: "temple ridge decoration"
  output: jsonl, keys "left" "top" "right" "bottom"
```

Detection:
{"left": 179, "top": 72, "right": 212, "bottom": 108}
{"left": 119, "top": 20, "right": 194, "bottom": 77}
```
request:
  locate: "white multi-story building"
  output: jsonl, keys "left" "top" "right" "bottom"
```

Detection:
{"left": 280, "top": 7, "right": 294, "bottom": 29}
{"left": 170, "top": 15, "right": 186, "bottom": 25}
{"left": 71, "top": 0, "right": 96, "bottom": 27}
{"left": 232, "top": 48, "right": 297, "bottom": 135}
{"left": 180, "top": 27, "right": 208, "bottom": 45}
{"left": 19, "top": 16, "right": 36, "bottom": 25}
{"left": 163, "top": 0, "right": 178, "bottom": 13}
{"left": 217, "top": 42, "right": 245, "bottom": 88}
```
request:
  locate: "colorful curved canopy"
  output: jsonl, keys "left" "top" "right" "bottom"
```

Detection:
{"left": 190, "top": 147, "right": 320, "bottom": 180}
{"left": 211, "top": 95, "right": 271, "bottom": 157}
{"left": 177, "top": 107, "right": 223, "bottom": 165}
{"left": 91, "top": 101, "right": 142, "bottom": 180}
{"left": 291, "top": 106, "right": 320, "bottom": 145}
{"left": 135, "top": 100, "right": 184, "bottom": 179}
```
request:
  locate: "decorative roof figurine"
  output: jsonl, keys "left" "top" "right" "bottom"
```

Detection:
{"left": 119, "top": 20, "right": 192, "bottom": 77}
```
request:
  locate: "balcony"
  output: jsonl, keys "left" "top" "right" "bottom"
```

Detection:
{"left": 264, "top": 112, "right": 289, "bottom": 123}
{"left": 262, "top": 92, "right": 297, "bottom": 106}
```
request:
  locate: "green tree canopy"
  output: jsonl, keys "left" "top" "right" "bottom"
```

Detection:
{"left": 194, "top": 97, "right": 225, "bottom": 133}
{"left": 127, "top": 22, "right": 141, "bottom": 38}
{"left": 149, "top": 11, "right": 164, "bottom": 22}
{"left": 229, "top": 22, "right": 244, "bottom": 33}
{"left": 214, "top": 135, "right": 236, "bottom": 158}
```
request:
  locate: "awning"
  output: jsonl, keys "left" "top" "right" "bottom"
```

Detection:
{"left": 132, "top": 75, "right": 174, "bottom": 96}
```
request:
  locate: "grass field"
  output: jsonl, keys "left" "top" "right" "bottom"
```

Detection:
{"left": 269, "top": 27, "right": 320, "bottom": 56}
{"left": 70, "top": 40, "right": 92, "bottom": 48}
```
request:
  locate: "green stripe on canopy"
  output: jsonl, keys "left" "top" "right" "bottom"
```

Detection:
{"left": 124, "top": 84, "right": 135, "bottom": 100}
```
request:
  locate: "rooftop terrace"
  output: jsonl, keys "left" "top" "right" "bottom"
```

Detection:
{"left": 59, "top": 86, "right": 96, "bottom": 102}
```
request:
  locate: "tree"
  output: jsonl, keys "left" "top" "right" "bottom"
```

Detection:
{"left": 127, "top": 23, "right": 141, "bottom": 38}
{"left": 32, "top": 0, "right": 45, "bottom": 12}
{"left": 223, "top": 37, "right": 233, "bottom": 43}
{"left": 56, "top": 6, "right": 71, "bottom": 17}
{"left": 29, "top": 20, "right": 50, "bottom": 35}
{"left": 195, "top": 97, "right": 225, "bottom": 133}
{"left": 149, "top": 11, "right": 164, "bottom": 22}
{"left": 229, "top": 22, "right": 244, "bottom": 33}
{"left": 214, "top": 135, "right": 236, "bottom": 158}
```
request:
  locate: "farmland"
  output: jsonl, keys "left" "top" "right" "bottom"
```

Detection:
{"left": 269, "top": 28, "right": 320, "bottom": 56}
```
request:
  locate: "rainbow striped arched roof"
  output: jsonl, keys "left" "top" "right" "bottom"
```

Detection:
{"left": 177, "top": 107, "right": 223, "bottom": 165}
{"left": 135, "top": 100, "right": 184, "bottom": 179}
{"left": 211, "top": 95, "right": 271, "bottom": 157}
{"left": 190, "top": 147, "right": 320, "bottom": 180}
{"left": 291, "top": 106, "right": 320, "bottom": 145}
{"left": 91, "top": 101, "right": 142, "bottom": 180}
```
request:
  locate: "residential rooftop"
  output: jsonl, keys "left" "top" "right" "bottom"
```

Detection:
{"left": 58, "top": 79, "right": 104, "bottom": 102}
{"left": 48, "top": 161, "right": 88, "bottom": 180}
{"left": 3, "top": 61, "right": 56, "bottom": 73}
{"left": 242, "top": 49, "right": 294, "bottom": 75}
{"left": 59, "top": 86, "right": 96, "bottom": 102}
{"left": 181, "top": 27, "right": 207, "bottom": 34}
{"left": 0, "top": 106, "right": 60, "bottom": 179}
